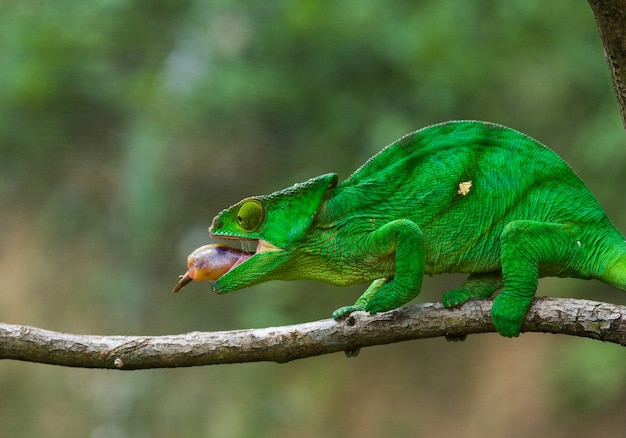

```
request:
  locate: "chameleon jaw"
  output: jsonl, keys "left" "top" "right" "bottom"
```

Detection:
{"left": 204, "top": 235, "right": 283, "bottom": 273}
{"left": 226, "top": 238, "right": 283, "bottom": 271}
{"left": 257, "top": 239, "right": 283, "bottom": 253}
{"left": 172, "top": 239, "right": 283, "bottom": 293}
{"left": 208, "top": 237, "right": 289, "bottom": 294}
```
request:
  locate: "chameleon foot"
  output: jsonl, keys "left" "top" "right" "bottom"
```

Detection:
{"left": 491, "top": 292, "right": 533, "bottom": 337}
{"left": 344, "top": 348, "right": 361, "bottom": 357}
{"left": 332, "top": 305, "right": 365, "bottom": 320}
{"left": 441, "top": 288, "right": 474, "bottom": 308}
{"left": 442, "top": 273, "right": 502, "bottom": 308}
{"left": 445, "top": 334, "right": 467, "bottom": 342}
{"left": 442, "top": 289, "right": 471, "bottom": 341}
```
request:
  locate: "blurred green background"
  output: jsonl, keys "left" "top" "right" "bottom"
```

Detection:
{"left": 1, "top": 1, "right": 626, "bottom": 437}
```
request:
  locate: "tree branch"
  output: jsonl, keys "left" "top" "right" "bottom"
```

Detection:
{"left": 588, "top": 0, "right": 626, "bottom": 129}
{"left": 1, "top": 297, "right": 625, "bottom": 370}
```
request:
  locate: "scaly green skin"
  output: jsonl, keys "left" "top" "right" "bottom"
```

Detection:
{"left": 209, "top": 121, "right": 626, "bottom": 337}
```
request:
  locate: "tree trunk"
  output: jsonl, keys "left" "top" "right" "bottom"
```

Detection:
{"left": 588, "top": 0, "right": 626, "bottom": 129}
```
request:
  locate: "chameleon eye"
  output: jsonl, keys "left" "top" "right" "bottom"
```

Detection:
{"left": 236, "top": 199, "right": 264, "bottom": 231}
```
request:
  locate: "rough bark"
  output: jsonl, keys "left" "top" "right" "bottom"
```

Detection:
{"left": 588, "top": 0, "right": 626, "bottom": 129}
{"left": 1, "top": 297, "right": 625, "bottom": 369}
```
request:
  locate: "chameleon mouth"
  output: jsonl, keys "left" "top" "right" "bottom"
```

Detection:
{"left": 172, "top": 240, "right": 282, "bottom": 292}
{"left": 226, "top": 239, "right": 282, "bottom": 271}
{"left": 172, "top": 237, "right": 282, "bottom": 292}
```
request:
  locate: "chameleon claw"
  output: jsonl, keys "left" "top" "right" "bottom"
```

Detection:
{"left": 332, "top": 305, "right": 365, "bottom": 320}
{"left": 344, "top": 348, "right": 361, "bottom": 357}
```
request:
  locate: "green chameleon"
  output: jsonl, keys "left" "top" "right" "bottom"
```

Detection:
{"left": 179, "top": 121, "right": 626, "bottom": 337}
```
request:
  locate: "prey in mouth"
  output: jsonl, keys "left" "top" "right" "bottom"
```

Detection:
{"left": 172, "top": 240, "right": 280, "bottom": 292}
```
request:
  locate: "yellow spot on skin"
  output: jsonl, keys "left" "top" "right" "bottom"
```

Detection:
{"left": 457, "top": 181, "right": 472, "bottom": 196}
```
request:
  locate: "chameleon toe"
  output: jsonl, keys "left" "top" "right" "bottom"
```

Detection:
{"left": 441, "top": 288, "right": 473, "bottom": 308}
{"left": 332, "top": 305, "right": 364, "bottom": 320}
{"left": 491, "top": 293, "right": 533, "bottom": 337}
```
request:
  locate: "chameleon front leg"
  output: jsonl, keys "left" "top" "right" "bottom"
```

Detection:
{"left": 332, "top": 278, "right": 390, "bottom": 319}
{"left": 332, "top": 219, "right": 425, "bottom": 319}
{"left": 494, "top": 220, "right": 578, "bottom": 337}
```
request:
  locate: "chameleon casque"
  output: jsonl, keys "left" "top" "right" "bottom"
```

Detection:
{"left": 175, "top": 121, "right": 626, "bottom": 337}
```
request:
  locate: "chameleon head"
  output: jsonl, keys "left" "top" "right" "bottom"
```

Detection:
{"left": 204, "top": 173, "right": 338, "bottom": 293}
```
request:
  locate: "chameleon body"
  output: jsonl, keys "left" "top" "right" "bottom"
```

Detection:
{"left": 200, "top": 121, "right": 626, "bottom": 337}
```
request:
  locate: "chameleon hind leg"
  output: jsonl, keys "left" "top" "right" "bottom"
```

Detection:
{"left": 333, "top": 219, "right": 425, "bottom": 319}
{"left": 442, "top": 272, "right": 503, "bottom": 308}
{"left": 494, "top": 220, "right": 578, "bottom": 337}
{"left": 441, "top": 272, "right": 502, "bottom": 341}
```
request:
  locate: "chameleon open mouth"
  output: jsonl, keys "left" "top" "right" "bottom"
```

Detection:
{"left": 172, "top": 239, "right": 282, "bottom": 292}
{"left": 226, "top": 240, "right": 256, "bottom": 271}
{"left": 219, "top": 238, "right": 282, "bottom": 270}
